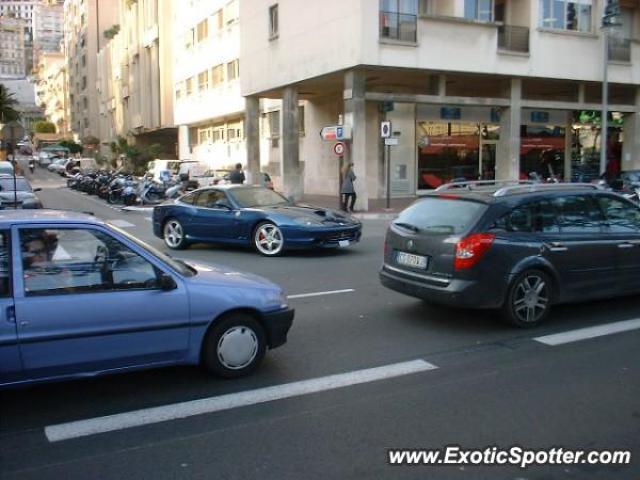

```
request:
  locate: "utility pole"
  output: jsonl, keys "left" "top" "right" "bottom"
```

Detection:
{"left": 600, "top": 0, "right": 621, "bottom": 175}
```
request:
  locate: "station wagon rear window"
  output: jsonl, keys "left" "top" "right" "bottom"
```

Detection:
{"left": 393, "top": 198, "right": 487, "bottom": 235}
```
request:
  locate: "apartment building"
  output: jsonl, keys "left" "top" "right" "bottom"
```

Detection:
{"left": 96, "top": 0, "right": 176, "bottom": 157}
{"left": 34, "top": 51, "right": 68, "bottom": 133}
{"left": 33, "top": 0, "right": 64, "bottom": 63}
{"left": 63, "top": 0, "right": 118, "bottom": 141}
{"left": 0, "top": 14, "right": 27, "bottom": 78}
{"left": 0, "top": 1, "right": 40, "bottom": 75}
{"left": 240, "top": 0, "right": 640, "bottom": 209}
{"left": 173, "top": 0, "right": 248, "bottom": 168}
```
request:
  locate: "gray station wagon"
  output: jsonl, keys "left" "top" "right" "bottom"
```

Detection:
{"left": 380, "top": 181, "right": 640, "bottom": 327}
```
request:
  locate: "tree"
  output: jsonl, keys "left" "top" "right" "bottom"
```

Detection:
{"left": 33, "top": 120, "right": 57, "bottom": 133}
{"left": 148, "top": 143, "right": 164, "bottom": 160}
{"left": 59, "top": 140, "right": 83, "bottom": 154}
{"left": 0, "top": 84, "right": 20, "bottom": 123}
{"left": 103, "top": 24, "right": 120, "bottom": 39}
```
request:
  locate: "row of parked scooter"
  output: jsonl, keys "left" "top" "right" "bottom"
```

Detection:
{"left": 66, "top": 170, "right": 199, "bottom": 206}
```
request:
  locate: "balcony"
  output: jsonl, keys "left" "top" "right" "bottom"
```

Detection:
{"left": 608, "top": 37, "right": 631, "bottom": 62}
{"left": 379, "top": 11, "right": 417, "bottom": 43}
{"left": 498, "top": 25, "right": 529, "bottom": 53}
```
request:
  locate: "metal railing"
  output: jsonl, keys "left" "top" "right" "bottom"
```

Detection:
{"left": 608, "top": 37, "right": 631, "bottom": 62}
{"left": 498, "top": 25, "right": 529, "bottom": 53}
{"left": 379, "top": 11, "right": 417, "bottom": 43}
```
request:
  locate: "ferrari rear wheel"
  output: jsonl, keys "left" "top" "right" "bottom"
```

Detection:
{"left": 253, "top": 222, "right": 284, "bottom": 256}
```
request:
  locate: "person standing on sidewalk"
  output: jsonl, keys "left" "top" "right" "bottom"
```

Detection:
{"left": 341, "top": 162, "right": 357, "bottom": 212}
{"left": 229, "top": 163, "right": 245, "bottom": 184}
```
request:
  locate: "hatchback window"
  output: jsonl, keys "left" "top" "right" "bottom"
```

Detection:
{"left": 551, "top": 195, "right": 604, "bottom": 233}
{"left": 596, "top": 195, "right": 640, "bottom": 232}
{"left": 20, "top": 228, "right": 159, "bottom": 296}
{"left": 394, "top": 198, "right": 487, "bottom": 235}
{"left": 0, "top": 231, "right": 9, "bottom": 297}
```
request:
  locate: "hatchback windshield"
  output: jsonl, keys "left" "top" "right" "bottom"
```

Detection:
{"left": 0, "top": 178, "right": 32, "bottom": 192}
{"left": 231, "top": 187, "right": 288, "bottom": 208}
{"left": 393, "top": 197, "right": 487, "bottom": 234}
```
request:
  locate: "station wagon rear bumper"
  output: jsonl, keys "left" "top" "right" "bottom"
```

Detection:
{"left": 379, "top": 264, "right": 503, "bottom": 309}
{"left": 262, "top": 307, "right": 294, "bottom": 348}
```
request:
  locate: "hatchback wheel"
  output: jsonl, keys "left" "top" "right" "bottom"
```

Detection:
{"left": 253, "top": 222, "right": 284, "bottom": 256}
{"left": 503, "top": 270, "right": 552, "bottom": 327}
{"left": 202, "top": 314, "right": 266, "bottom": 378}
{"left": 163, "top": 218, "right": 188, "bottom": 250}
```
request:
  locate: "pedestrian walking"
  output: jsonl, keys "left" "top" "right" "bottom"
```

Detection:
{"left": 341, "top": 162, "right": 356, "bottom": 212}
{"left": 229, "top": 163, "right": 245, "bottom": 184}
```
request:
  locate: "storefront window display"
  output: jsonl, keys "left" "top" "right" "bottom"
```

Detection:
{"left": 519, "top": 126, "right": 566, "bottom": 181}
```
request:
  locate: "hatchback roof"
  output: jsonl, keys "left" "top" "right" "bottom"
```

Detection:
{"left": 0, "top": 209, "right": 100, "bottom": 226}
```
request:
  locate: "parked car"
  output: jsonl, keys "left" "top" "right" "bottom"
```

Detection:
{"left": 0, "top": 161, "right": 14, "bottom": 175}
{"left": 0, "top": 175, "right": 42, "bottom": 209}
{"left": 48, "top": 157, "right": 67, "bottom": 173}
{"left": 380, "top": 180, "right": 640, "bottom": 327}
{"left": 0, "top": 210, "right": 293, "bottom": 388}
{"left": 153, "top": 185, "right": 362, "bottom": 256}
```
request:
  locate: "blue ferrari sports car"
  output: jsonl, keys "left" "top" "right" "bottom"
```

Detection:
{"left": 152, "top": 185, "right": 362, "bottom": 256}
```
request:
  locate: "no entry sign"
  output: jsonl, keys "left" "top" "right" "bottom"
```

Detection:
{"left": 333, "top": 142, "right": 346, "bottom": 156}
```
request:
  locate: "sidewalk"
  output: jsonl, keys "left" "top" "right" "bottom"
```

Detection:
{"left": 300, "top": 194, "right": 416, "bottom": 220}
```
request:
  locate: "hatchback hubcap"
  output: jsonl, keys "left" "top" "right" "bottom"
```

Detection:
{"left": 255, "top": 225, "right": 283, "bottom": 254}
{"left": 513, "top": 275, "right": 549, "bottom": 323}
{"left": 165, "top": 221, "right": 183, "bottom": 247}
{"left": 217, "top": 326, "right": 258, "bottom": 370}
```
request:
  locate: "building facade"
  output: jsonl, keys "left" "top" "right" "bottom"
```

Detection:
{"left": 240, "top": 0, "right": 640, "bottom": 209}
{"left": 0, "top": 0, "right": 40, "bottom": 75}
{"left": 96, "top": 0, "right": 176, "bottom": 158}
{"left": 63, "top": 0, "right": 118, "bottom": 141}
{"left": 33, "top": 0, "right": 64, "bottom": 65}
{"left": 34, "top": 50, "right": 68, "bottom": 133}
{"left": 0, "top": 14, "right": 27, "bottom": 78}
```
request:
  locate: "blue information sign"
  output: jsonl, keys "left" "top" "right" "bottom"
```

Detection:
{"left": 440, "top": 107, "right": 461, "bottom": 120}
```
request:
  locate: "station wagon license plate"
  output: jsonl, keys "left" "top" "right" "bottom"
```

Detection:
{"left": 338, "top": 240, "right": 350, "bottom": 247}
{"left": 396, "top": 251, "right": 428, "bottom": 269}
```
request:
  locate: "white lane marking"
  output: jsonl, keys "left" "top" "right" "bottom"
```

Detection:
{"left": 534, "top": 318, "right": 640, "bottom": 346}
{"left": 107, "top": 219, "right": 135, "bottom": 228}
{"left": 121, "top": 206, "right": 154, "bottom": 212}
{"left": 45, "top": 359, "right": 436, "bottom": 442}
{"left": 288, "top": 289, "right": 355, "bottom": 299}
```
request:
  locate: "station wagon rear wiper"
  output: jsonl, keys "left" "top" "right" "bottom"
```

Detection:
{"left": 394, "top": 222, "right": 421, "bottom": 233}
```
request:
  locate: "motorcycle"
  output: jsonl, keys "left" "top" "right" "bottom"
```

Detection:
{"left": 28, "top": 159, "right": 35, "bottom": 174}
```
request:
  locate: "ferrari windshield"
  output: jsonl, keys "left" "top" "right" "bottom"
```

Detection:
{"left": 230, "top": 187, "right": 289, "bottom": 208}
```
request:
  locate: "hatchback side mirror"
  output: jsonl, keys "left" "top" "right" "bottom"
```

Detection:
{"left": 158, "top": 273, "right": 177, "bottom": 291}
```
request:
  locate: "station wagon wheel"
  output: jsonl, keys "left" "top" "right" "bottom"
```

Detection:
{"left": 503, "top": 270, "right": 552, "bottom": 328}
{"left": 253, "top": 222, "right": 284, "bottom": 256}
{"left": 163, "top": 218, "right": 188, "bottom": 250}
{"left": 202, "top": 313, "right": 266, "bottom": 378}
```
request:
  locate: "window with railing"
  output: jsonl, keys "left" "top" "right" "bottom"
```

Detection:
{"left": 211, "top": 64, "right": 224, "bottom": 87}
{"left": 539, "top": 0, "right": 592, "bottom": 33}
{"left": 464, "top": 0, "right": 493, "bottom": 21}
{"left": 380, "top": 0, "right": 417, "bottom": 42}
{"left": 196, "top": 19, "right": 208, "bottom": 43}
{"left": 198, "top": 70, "right": 208, "bottom": 93}
{"left": 227, "top": 59, "right": 239, "bottom": 81}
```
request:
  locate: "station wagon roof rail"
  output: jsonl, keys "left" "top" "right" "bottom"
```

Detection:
{"left": 493, "top": 183, "right": 602, "bottom": 197}
{"left": 435, "top": 180, "right": 534, "bottom": 192}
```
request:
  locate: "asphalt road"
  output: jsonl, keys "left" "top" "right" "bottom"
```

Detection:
{"left": 1, "top": 166, "right": 639, "bottom": 479}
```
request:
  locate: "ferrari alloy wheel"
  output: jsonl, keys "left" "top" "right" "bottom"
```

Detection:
{"left": 253, "top": 222, "right": 284, "bottom": 256}
{"left": 163, "top": 218, "right": 188, "bottom": 250}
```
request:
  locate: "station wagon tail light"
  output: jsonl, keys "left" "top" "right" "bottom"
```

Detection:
{"left": 454, "top": 233, "right": 495, "bottom": 270}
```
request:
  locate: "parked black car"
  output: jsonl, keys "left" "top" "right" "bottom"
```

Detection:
{"left": 380, "top": 180, "right": 640, "bottom": 327}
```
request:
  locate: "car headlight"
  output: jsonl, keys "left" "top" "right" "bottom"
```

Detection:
{"left": 293, "top": 217, "right": 323, "bottom": 226}
{"left": 265, "top": 289, "right": 288, "bottom": 309}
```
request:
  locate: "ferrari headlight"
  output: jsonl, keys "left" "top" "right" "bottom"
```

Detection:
{"left": 293, "top": 217, "right": 323, "bottom": 226}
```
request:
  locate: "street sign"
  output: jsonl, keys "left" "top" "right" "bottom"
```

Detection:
{"left": 333, "top": 142, "right": 346, "bottom": 156}
{"left": 380, "top": 121, "right": 391, "bottom": 138}
{"left": 320, "top": 125, "right": 352, "bottom": 141}
{"left": 384, "top": 138, "right": 398, "bottom": 146}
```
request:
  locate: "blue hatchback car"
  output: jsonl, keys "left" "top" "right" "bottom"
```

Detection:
{"left": 0, "top": 210, "right": 293, "bottom": 388}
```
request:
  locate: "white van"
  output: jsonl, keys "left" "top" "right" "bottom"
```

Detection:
{"left": 148, "top": 159, "right": 181, "bottom": 182}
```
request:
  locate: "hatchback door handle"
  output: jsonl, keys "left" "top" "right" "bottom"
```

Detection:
{"left": 545, "top": 242, "right": 568, "bottom": 252}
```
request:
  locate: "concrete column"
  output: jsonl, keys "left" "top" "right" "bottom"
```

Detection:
{"left": 344, "top": 69, "right": 368, "bottom": 211}
{"left": 622, "top": 87, "right": 640, "bottom": 171}
{"left": 564, "top": 113, "right": 572, "bottom": 182}
{"left": 178, "top": 125, "right": 190, "bottom": 159}
{"left": 496, "top": 78, "right": 521, "bottom": 180}
{"left": 281, "top": 86, "right": 303, "bottom": 199}
{"left": 245, "top": 95, "right": 260, "bottom": 184}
